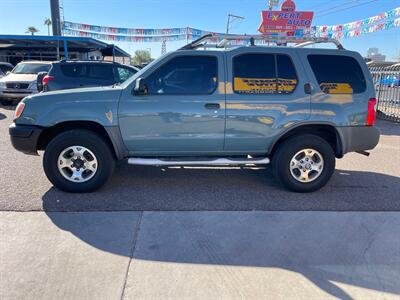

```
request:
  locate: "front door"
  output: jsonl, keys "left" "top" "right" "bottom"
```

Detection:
{"left": 118, "top": 52, "right": 225, "bottom": 155}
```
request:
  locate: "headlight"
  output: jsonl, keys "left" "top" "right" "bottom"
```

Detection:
{"left": 14, "top": 102, "right": 25, "bottom": 120}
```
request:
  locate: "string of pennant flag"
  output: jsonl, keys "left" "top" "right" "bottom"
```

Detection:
{"left": 313, "top": 7, "right": 399, "bottom": 33}
{"left": 62, "top": 7, "right": 400, "bottom": 42}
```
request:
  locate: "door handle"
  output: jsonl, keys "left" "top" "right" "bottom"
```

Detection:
{"left": 205, "top": 103, "right": 220, "bottom": 110}
{"left": 304, "top": 83, "right": 313, "bottom": 94}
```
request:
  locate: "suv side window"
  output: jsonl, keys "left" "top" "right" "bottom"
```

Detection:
{"left": 145, "top": 56, "right": 218, "bottom": 95}
{"left": 87, "top": 64, "right": 114, "bottom": 80}
{"left": 308, "top": 55, "right": 366, "bottom": 94}
{"left": 117, "top": 66, "right": 136, "bottom": 83}
{"left": 233, "top": 53, "right": 298, "bottom": 94}
{"left": 60, "top": 64, "right": 87, "bottom": 77}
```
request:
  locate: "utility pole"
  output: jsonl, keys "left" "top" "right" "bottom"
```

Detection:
{"left": 50, "top": 0, "right": 62, "bottom": 36}
{"left": 226, "top": 14, "right": 245, "bottom": 34}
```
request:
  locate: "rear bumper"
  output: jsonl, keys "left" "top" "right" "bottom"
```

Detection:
{"left": 9, "top": 123, "right": 42, "bottom": 155}
{"left": 336, "top": 126, "right": 380, "bottom": 156}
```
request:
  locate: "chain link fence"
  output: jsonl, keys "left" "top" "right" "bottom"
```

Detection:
{"left": 369, "top": 64, "right": 400, "bottom": 122}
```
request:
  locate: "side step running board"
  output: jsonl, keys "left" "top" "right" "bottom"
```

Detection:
{"left": 127, "top": 157, "right": 270, "bottom": 166}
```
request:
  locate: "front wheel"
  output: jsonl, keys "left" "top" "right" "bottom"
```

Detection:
{"left": 272, "top": 134, "right": 335, "bottom": 193}
{"left": 43, "top": 130, "right": 115, "bottom": 193}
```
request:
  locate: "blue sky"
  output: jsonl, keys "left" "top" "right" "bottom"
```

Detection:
{"left": 0, "top": 0, "right": 399, "bottom": 60}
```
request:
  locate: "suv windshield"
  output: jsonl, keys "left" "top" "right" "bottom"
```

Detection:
{"left": 12, "top": 63, "right": 50, "bottom": 74}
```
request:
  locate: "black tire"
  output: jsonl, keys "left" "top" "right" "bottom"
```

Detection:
{"left": 272, "top": 134, "right": 335, "bottom": 193}
{"left": 43, "top": 130, "right": 115, "bottom": 193}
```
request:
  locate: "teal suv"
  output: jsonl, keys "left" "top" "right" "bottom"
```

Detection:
{"left": 9, "top": 36, "right": 380, "bottom": 193}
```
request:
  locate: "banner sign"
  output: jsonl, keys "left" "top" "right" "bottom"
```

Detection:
{"left": 62, "top": 6, "right": 399, "bottom": 43}
{"left": 316, "top": 17, "right": 400, "bottom": 40}
{"left": 258, "top": 11, "right": 314, "bottom": 34}
{"left": 313, "top": 7, "right": 400, "bottom": 33}
{"left": 63, "top": 22, "right": 213, "bottom": 37}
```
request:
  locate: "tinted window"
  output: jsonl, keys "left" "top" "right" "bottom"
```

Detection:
{"left": 87, "top": 64, "right": 114, "bottom": 80}
{"left": 117, "top": 67, "right": 136, "bottom": 83}
{"left": 277, "top": 55, "right": 297, "bottom": 94}
{"left": 233, "top": 53, "right": 298, "bottom": 94}
{"left": 308, "top": 55, "right": 366, "bottom": 94}
{"left": 233, "top": 53, "right": 276, "bottom": 94}
{"left": 60, "top": 64, "right": 87, "bottom": 77}
{"left": 145, "top": 56, "right": 217, "bottom": 95}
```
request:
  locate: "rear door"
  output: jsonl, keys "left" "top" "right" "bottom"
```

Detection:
{"left": 224, "top": 48, "right": 311, "bottom": 152}
{"left": 84, "top": 63, "right": 116, "bottom": 87}
{"left": 301, "top": 52, "right": 372, "bottom": 125}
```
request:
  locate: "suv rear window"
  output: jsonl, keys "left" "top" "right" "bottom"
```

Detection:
{"left": 233, "top": 53, "right": 297, "bottom": 94}
{"left": 307, "top": 55, "right": 366, "bottom": 94}
{"left": 60, "top": 63, "right": 115, "bottom": 80}
{"left": 60, "top": 64, "right": 87, "bottom": 77}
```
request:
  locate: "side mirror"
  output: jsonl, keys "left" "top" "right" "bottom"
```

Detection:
{"left": 133, "top": 77, "right": 147, "bottom": 95}
{"left": 6, "top": 71, "right": 10, "bottom": 75}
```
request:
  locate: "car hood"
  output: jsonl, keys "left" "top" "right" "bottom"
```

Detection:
{"left": 0, "top": 73, "right": 37, "bottom": 83}
{"left": 17, "top": 86, "right": 123, "bottom": 126}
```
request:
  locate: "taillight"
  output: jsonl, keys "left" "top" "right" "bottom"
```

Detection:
{"left": 42, "top": 75, "right": 54, "bottom": 85}
{"left": 366, "top": 97, "right": 377, "bottom": 126}
{"left": 14, "top": 102, "right": 25, "bottom": 120}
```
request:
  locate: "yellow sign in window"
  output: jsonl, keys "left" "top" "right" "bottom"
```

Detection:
{"left": 234, "top": 77, "right": 297, "bottom": 94}
{"left": 320, "top": 83, "right": 353, "bottom": 94}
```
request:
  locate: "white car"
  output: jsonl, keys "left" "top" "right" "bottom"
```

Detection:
{"left": 0, "top": 61, "right": 51, "bottom": 104}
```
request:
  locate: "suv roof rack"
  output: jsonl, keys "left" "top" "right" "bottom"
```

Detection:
{"left": 179, "top": 33, "right": 345, "bottom": 50}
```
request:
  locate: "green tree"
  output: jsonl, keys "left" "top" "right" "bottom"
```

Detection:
{"left": 26, "top": 26, "right": 39, "bottom": 36}
{"left": 44, "top": 18, "right": 52, "bottom": 35}
{"left": 131, "top": 50, "right": 153, "bottom": 66}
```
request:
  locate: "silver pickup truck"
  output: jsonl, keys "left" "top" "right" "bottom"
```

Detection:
{"left": 9, "top": 35, "right": 380, "bottom": 193}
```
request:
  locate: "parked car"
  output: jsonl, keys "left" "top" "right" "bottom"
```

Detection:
{"left": 0, "top": 62, "right": 13, "bottom": 78}
{"left": 9, "top": 35, "right": 380, "bottom": 193}
{"left": 0, "top": 61, "right": 51, "bottom": 104}
{"left": 379, "top": 74, "right": 400, "bottom": 87}
{"left": 38, "top": 60, "right": 139, "bottom": 92}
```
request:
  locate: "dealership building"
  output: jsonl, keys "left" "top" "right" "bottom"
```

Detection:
{"left": 0, "top": 35, "right": 131, "bottom": 66}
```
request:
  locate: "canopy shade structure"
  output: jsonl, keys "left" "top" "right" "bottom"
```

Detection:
{"left": 0, "top": 35, "right": 130, "bottom": 64}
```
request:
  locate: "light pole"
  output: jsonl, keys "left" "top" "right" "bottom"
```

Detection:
{"left": 268, "top": 0, "right": 279, "bottom": 10}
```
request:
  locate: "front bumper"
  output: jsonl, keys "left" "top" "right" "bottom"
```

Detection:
{"left": 336, "top": 126, "right": 380, "bottom": 156}
{"left": 0, "top": 91, "right": 34, "bottom": 100}
{"left": 9, "top": 123, "right": 42, "bottom": 155}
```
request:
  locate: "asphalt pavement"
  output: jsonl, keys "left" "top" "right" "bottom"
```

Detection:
{"left": 1, "top": 104, "right": 399, "bottom": 212}
{"left": 2, "top": 211, "right": 400, "bottom": 299}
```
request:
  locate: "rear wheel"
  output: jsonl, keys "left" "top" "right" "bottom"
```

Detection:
{"left": 43, "top": 130, "right": 115, "bottom": 193}
{"left": 272, "top": 134, "right": 335, "bottom": 193}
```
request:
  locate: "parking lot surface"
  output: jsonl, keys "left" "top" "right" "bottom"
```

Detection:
{"left": 1, "top": 104, "right": 399, "bottom": 212}
{"left": 2, "top": 211, "right": 400, "bottom": 299}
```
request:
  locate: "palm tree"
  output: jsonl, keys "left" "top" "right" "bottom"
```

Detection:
{"left": 44, "top": 18, "right": 52, "bottom": 35}
{"left": 26, "top": 26, "right": 39, "bottom": 36}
